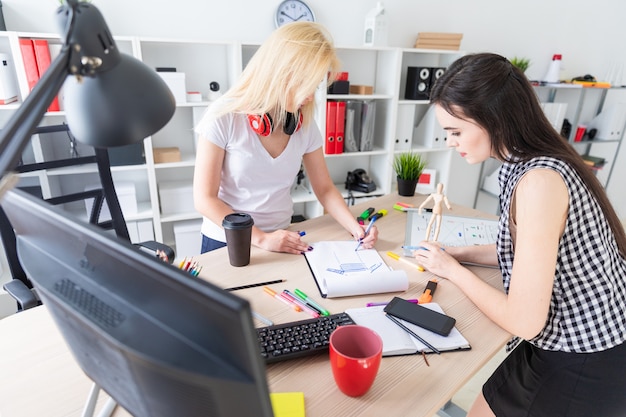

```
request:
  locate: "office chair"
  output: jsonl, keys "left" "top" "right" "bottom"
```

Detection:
{"left": 1, "top": 124, "right": 175, "bottom": 312}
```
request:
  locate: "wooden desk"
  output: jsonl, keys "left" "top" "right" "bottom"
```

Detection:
{"left": 0, "top": 193, "right": 510, "bottom": 417}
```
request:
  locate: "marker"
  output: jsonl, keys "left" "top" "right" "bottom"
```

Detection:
{"left": 282, "top": 290, "right": 320, "bottom": 318}
{"left": 355, "top": 209, "right": 387, "bottom": 251}
{"left": 402, "top": 245, "right": 445, "bottom": 251}
{"left": 419, "top": 279, "right": 438, "bottom": 304}
{"left": 358, "top": 207, "right": 375, "bottom": 220}
{"left": 252, "top": 311, "right": 273, "bottom": 326}
{"left": 294, "top": 289, "right": 330, "bottom": 316}
{"left": 263, "top": 286, "right": 301, "bottom": 312}
{"left": 298, "top": 231, "right": 306, "bottom": 237}
{"left": 366, "top": 299, "right": 419, "bottom": 307}
{"left": 386, "top": 251, "right": 425, "bottom": 272}
{"left": 284, "top": 289, "right": 323, "bottom": 315}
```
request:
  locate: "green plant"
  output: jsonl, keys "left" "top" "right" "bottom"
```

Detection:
{"left": 510, "top": 57, "right": 531, "bottom": 73}
{"left": 393, "top": 151, "right": 426, "bottom": 181}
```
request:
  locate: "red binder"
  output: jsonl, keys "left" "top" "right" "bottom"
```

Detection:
{"left": 19, "top": 39, "right": 40, "bottom": 92}
{"left": 325, "top": 101, "right": 336, "bottom": 154}
{"left": 335, "top": 100, "right": 346, "bottom": 154}
{"left": 33, "top": 39, "right": 60, "bottom": 112}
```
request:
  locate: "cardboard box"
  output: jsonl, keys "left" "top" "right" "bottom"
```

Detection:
{"left": 153, "top": 147, "right": 181, "bottom": 164}
{"left": 158, "top": 181, "right": 194, "bottom": 215}
{"left": 174, "top": 219, "right": 203, "bottom": 259}
{"left": 157, "top": 71, "right": 186, "bottom": 103}
{"left": 349, "top": 85, "right": 374, "bottom": 95}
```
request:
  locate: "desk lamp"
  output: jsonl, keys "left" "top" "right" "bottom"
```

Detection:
{"left": 0, "top": 0, "right": 175, "bottom": 190}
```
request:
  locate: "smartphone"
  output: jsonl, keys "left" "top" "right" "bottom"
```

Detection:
{"left": 383, "top": 297, "right": 456, "bottom": 336}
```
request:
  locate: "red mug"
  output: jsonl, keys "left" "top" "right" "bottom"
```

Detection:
{"left": 329, "top": 325, "right": 383, "bottom": 397}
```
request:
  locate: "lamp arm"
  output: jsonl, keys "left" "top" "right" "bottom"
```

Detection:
{"left": 0, "top": 44, "right": 73, "bottom": 177}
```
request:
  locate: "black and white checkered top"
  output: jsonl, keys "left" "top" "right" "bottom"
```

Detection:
{"left": 497, "top": 156, "right": 626, "bottom": 352}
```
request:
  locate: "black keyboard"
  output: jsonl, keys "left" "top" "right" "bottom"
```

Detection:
{"left": 256, "top": 312, "right": 355, "bottom": 363}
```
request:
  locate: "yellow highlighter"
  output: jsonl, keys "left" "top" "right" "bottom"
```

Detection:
{"left": 386, "top": 251, "right": 424, "bottom": 271}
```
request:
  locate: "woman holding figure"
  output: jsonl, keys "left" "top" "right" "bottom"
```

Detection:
{"left": 413, "top": 53, "right": 626, "bottom": 417}
{"left": 193, "top": 22, "right": 377, "bottom": 255}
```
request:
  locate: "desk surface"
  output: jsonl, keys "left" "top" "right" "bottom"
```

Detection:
{"left": 0, "top": 193, "right": 509, "bottom": 417}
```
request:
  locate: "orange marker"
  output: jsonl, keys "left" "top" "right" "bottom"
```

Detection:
{"left": 263, "top": 286, "right": 301, "bottom": 312}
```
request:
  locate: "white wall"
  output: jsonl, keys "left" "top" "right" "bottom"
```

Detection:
{"left": 3, "top": 0, "right": 626, "bottom": 216}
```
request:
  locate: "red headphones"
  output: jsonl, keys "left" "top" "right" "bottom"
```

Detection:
{"left": 248, "top": 111, "right": 302, "bottom": 136}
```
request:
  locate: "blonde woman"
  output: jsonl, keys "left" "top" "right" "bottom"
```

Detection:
{"left": 193, "top": 22, "right": 377, "bottom": 254}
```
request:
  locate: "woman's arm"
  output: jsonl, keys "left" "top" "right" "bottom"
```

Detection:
{"left": 416, "top": 168, "right": 567, "bottom": 339}
{"left": 445, "top": 244, "right": 498, "bottom": 266}
{"left": 193, "top": 138, "right": 234, "bottom": 227}
{"left": 302, "top": 148, "right": 378, "bottom": 248}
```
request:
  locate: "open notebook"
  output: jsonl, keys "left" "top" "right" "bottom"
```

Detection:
{"left": 346, "top": 303, "right": 471, "bottom": 356}
{"left": 303, "top": 241, "right": 408, "bottom": 298}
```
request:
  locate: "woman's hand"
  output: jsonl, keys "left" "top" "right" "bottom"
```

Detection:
{"left": 254, "top": 229, "right": 312, "bottom": 255}
{"left": 411, "top": 240, "right": 463, "bottom": 280}
{"left": 353, "top": 224, "right": 378, "bottom": 249}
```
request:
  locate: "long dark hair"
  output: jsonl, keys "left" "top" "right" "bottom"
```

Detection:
{"left": 430, "top": 52, "right": 626, "bottom": 257}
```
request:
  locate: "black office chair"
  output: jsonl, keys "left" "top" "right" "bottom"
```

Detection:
{"left": 1, "top": 124, "right": 175, "bottom": 312}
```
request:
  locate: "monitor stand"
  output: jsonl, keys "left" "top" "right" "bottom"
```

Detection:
{"left": 82, "top": 382, "right": 117, "bottom": 417}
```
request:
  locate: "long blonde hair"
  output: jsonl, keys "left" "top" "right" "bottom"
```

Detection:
{"left": 199, "top": 22, "right": 340, "bottom": 131}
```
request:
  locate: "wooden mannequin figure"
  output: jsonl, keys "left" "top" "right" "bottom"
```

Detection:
{"left": 418, "top": 182, "right": 452, "bottom": 242}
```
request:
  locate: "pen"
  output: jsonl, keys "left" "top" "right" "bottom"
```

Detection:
{"left": 355, "top": 209, "right": 387, "bottom": 251}
{"left": 294, "top": 289, "right": 330, "bottom": 316}
{"left": 386, "top": 251, "right": 424, "bottom": 271}
{"left": 366, "top": 299, "right": 419, "bottom": 307}
{"left": 263, "top": 286, "right": 302, "bottom": 312}
{"left": 386, "top": 314, "right": 441, "bottom": 354}
{"left": 282, "top": 290, "right": 320, "bottom": 318}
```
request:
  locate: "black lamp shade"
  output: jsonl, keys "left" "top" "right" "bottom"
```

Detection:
{"left": 63, "top": 54, "right": 176, "bottom": 148}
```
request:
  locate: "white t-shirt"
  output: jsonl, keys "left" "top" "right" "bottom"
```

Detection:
{"left": 198, "top": 112, "right": 323, "bottom": 242}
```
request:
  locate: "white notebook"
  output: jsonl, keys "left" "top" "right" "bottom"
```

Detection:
{"left": 303, "top": 241, "right": 408, "bottom": 298}
{"left": 345, "top": 303, "right": 471, "bottom": 356}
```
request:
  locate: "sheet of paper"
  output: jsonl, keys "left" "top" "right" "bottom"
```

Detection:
{"left": 304, "top": 241, "right": 408, "bottom": 298}
{"left": 404, "top": 211, "right": 499, "bottom": 256}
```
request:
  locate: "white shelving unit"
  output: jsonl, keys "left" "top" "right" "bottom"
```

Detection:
{"left": 0, "top": 30, "right": 482, "bottom": 261}
{"left": 474, "top": 84, "right": 626, "bottom": 215}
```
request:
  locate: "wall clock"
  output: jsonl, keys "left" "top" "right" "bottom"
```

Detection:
{"left": 274, "top": 0, "right": 316, "bottom": 28}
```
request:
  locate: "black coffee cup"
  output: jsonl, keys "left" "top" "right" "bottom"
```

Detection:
{"left": 222, "top": 213, "right": 254, "bottom": 267}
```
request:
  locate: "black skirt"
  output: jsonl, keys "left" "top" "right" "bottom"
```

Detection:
{"left": 483, "top": 340, "right": 626, "bottom": 417}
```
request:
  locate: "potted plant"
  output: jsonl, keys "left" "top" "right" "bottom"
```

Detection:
{"left": 510, "top": 57, "right": 531, "bottom": 73}
{"left": 393, "top": 151, "right": 426, "bottom": 196}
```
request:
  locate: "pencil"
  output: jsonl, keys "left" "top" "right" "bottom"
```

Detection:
{"left": 386, "top": 314, "right": 441, "bottom": 354}
{"left": 224, "top": 279, "right": 285, "bottom": 291}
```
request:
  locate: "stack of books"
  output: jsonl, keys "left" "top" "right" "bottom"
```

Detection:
{"left": 414, "top": 32, "right": 463, "bottom": 50}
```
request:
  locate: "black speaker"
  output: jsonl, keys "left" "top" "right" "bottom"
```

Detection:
{"left": 405, "top": 66, "right": 432, "bottom": 100}
{"left": 431, "top": 67, "right": 446, "bottom": 89}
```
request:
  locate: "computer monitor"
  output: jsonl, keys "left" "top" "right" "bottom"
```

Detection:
{"left": 1, "top": 189, "right": 274, "bottom": 417}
